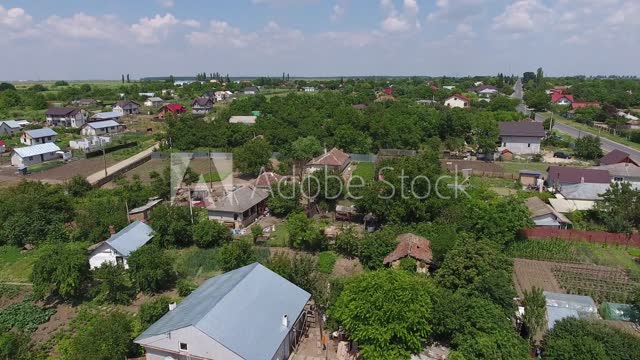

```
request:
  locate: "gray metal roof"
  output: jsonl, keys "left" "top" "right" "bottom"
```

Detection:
{"left": 128, "top": 198, "right": 163, "bottom": 215}
{"left": 208, "top": 187, "right": 270, "bottom": 213}
{"left": 25, "top": 128, "right": 58, "bottom": 138}
{"left": 13, "top": 143, "right": 61, "bottom": 158}
{"left": 1, "top": 120, "right": 22, "bottom": 129}
{"left": 104, "top": 220, "right": 153, "bottom": 257}
{"left": 86, "top": 120, "right": 121, "bottom": 129}
{"left": 229, "top": 115, "right": 257, "bottom": 124}
{"left": 91, "top": 112, "right": 122, "bottom": 121}
{"left": 135, "top": 263, "right": 311, "bottom": 360}
{"left": 544, "top": 291, "right": 599, "bottom": 329}
{"left": 560, "top": 183, "right": 610, "bottom": 201}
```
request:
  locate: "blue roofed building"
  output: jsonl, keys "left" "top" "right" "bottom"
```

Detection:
{"left": 88, "top": 220, "right": 154, "bottom": 269}
{"left": 135, "top": 263, "right": 311, "bottom": 360}
{"left": 81, "top": 119, "right": 123, "bottom": 136}
{"left": 20, "top": 128, "right": 58, "bottom": 146}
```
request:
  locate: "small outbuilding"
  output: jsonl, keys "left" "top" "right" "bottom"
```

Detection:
{"left": 207, "top": 187, "right": 270, "bottom": 229}
{"left": 544, "top": 291, "right": 599, "bottom": 330}
{"left": 525, "top": 197, "right": 572, "bottom": 229}
{"left": 519, "top": 170, "right": 543, "bottom": 187}
{"left": 383, "top": 233, "right": 433, "bottom": 274}
{"left": 88, "top": 221, "right": 154, "bottom": 270}
{"left": 128, "top": 197, "right": 163, "bottom": 222}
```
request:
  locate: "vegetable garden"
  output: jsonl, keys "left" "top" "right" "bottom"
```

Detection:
{"left": 551, "top": 263, "right": 638, "bottom": 303}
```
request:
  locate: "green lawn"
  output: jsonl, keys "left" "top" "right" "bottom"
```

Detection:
{"left": 267, "top": 223, "right": 289, "bottom": 247}
{"left": 0, "top": 246, "right": 42, "bottom": 283}
{"left": 548, "top": 113, "right": 640, "bottom": 151}
{"left": 352, "top": 162, "right": 375, "bottom": 181}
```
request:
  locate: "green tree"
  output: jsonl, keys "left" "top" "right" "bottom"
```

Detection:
{"left": 330, "top": 270, "right": 434, "bottom": 359}
{"left": 596, "top": 182, "right": 640, "bottom": 234}
{"left": 216, "top": 240, "right": 257, "bottom": 272}
{"left": 0, "top": 332, "right": 30, "bottom": 360}
{"left": 91, "top": 263, "right": 134, "bottom": 305}
{"left": 284, "top": 136, "right": 323, "bottom": 177}
{"left": 127, "top": 245, "right": 175, "bottom": 293}
{"left": 264, "top": 252, "right": 321, "bottom": 297}
{"left": 31, "top": 244, "right": 90, "bottom": 301}
{"left": 139, "top": 296, "right": 171, "bottom": 327}
{"left": 358, "top": 229, "right": 397, "bottom": 270}
{"left": 523, "top": 90, "right": 550, "bottom": 111}
{"left": 0, "top": 82, "right": 16, "bottom": 91}
{"left": 267, "top": 182, "right": 302, "bottom": 216}
{"left": 63, "top": 311, "right": 138, "bottom": 360}
{"left": 286, "top": 212, "right": 324, "bottom": 250}
{"left": 0, "top": 89, "right": 21, "bottom": 108}
{"left": 522, "top": 287, "right": 547, "bottom": 343}
{"left": 193, "top": 220, "right": 231, "bottom": 248}
{"left": 335, "top": 225, "right": 361, "bottom": 258}
{"left": 233, "top": 138, "right": 272, "bottom": 176}
{"left": 149, "top": 204, "right": 194, "bottom": 248}
{"left": 574, "top": 135, "right": 603, "bottom": 160}
{"left": 65, "top": 175, "right": 93, "bottom": 197}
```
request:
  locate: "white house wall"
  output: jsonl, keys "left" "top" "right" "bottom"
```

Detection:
{"left": 11, "top": 151, "right": 60, "bottom": 167}
{"left": 499, "top": 136, "right": 542, "bottom": 154}
{"left": 138, "top": 326, "right": 243, "bottom": 360}
{"left": 89, "top": 243, "right": 128, "bottom": 269}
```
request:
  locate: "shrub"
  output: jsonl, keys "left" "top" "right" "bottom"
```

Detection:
{"left": 0, "top": 332, "right": 30, "bottom": 360}
{"left": 91, "top": 263, "right": 134, "bottom": 305}
{"left": 335, "top": 226, "right": 361, "bottom": 258}
{"left": 193, "top": 220, "right": 231, "bottom": 248}
{"left": 175, "top": 248, "right": 219, "bottom": 278}
{"left": 128, "top": 245, "right": 175, "bottom": 293}
{"left": 216, "top": 240, "right": 257, "bottom": 272}
{"left": 139, "top": 296, "right": 171, "bottom": 328}
{"left": 318, "top": 251, "right": 337, "bottom": 274}
{"left": 31, "top": 243, "right": 90, "bottom": 301}
{"left": 62, "top": 311, "right": 139, "bottom": 360}
{"left": 176, "top": 279, "right": 197, "bottom": 297}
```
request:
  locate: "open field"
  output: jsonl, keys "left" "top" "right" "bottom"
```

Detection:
{"left": 108, "top": 158, "right": 230, "bottom": 184}
{"left": 0, "top": 246, "right": 42, "bottom": 283}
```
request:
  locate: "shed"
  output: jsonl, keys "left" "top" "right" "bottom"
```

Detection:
{"left": 88, "top": 221, "right": 154, "bottom": 269}
{"left": 383, "top": 233, "right": 433, "bottom": 274}
{"left": 135, "top": 263, "right": 311, "bottom": 360}
{"left": 519, "top": 170, "right": 543, "bottom": 186}
{"left": 128, "top": 197, "right": 163, "bottom": 222}
{"left": 525, "top": 197, "right": 572, "bottom": 229}
{"left": 207, "top": 187, "right": 270, "bottom": 229}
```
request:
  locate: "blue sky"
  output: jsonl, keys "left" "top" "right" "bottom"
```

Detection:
{"left": 1, "top": 0, "right": 639, "bottom": 80}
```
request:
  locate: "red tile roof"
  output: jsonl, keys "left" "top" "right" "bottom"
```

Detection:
{"left": 255, "top": 172, "right": 283, "bottom": 187}
{"left": 551, "top": 91, "right": 574, "bottom": 104}
{"left": 383, "top": 87, "right": 393, "bottom": 94}
{"left": 0, "top": 140, "right": 5, "bottom": 146}
{"left": 383, "top": 233, "right": 433, "bottom": 265}
{"left": 307, "top": 148, "right": 350, "bottom": 168}
{"left": 448, "top": 94, "right": 471, "bottom": 102}
{"left": 547, "top": 166, "right": 611, "bottom": 185}
{"left": 163, "top": 104, "right": 187, "bottom": 113}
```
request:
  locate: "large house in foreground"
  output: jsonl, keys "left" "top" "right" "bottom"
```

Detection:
{"left": 45, "top": 107, "right": 87, "bottom": 128}
{"left": 88, "top": 221, "right": 154, "bottom": 269}
{"left": 135, "top": 263, "right": 311, "bottom": 360}
{"left": 498, "top": 121, "right": 545, "bottom": 155}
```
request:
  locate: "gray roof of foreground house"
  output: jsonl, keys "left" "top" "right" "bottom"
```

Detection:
{"left": 499, "top": 121, "right": 545, "bottom": 137}
{"left": 13, "top": 143, "right": 61, "bottom": 158}
{"left": 135, "top": 263, "right": 311, "bottom": 360}
{"left": 208, "top": 187, "right": 270, "bottom": 213}
{"left": 104, "top": 220, "right": 153, "bottom": 257}
{"left": 25, "top": 128, "right": 58, "bottom": 138}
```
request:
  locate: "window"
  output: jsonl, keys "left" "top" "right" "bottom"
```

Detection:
{"left": 179, "top": 343, "right": 188, "bottom": 351}
{"left": 502, "top": 142, "right": 506, "bottom": 147}
{"left": 614, "top": 177, "right": 624, "bottom": 182}
{"left": 528, "top": 143, "right": 531, "bottom": 148}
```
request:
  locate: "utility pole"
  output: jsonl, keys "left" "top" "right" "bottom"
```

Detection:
{"left": 101, "top": 138, "right": 107, "bottom": 177}
{"left": 208, "top": 148, "right": 213, "bottom": 192}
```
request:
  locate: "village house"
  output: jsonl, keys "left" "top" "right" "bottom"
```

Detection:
{"left": 302, "top": 86, "right": 316, "bottom": 92}
{"left": 214, "top": 90, "right": 232, "bottom": 102}
{"left": 498, "top": 121, "right": 545, "bottom": 155}
{"left": 161, "top": 89, "right": 175, "bottom": 97}
{"left": 144, "top": 97, "right": 164, "bottom": 107}
{"left": 444, "top": 94, "right": 470, "bottom": 109}
{"left": 139, "top": 92, "right": 156, "bottom": 98}
{"left": 113, "top": 100, "right": 140, "bottom": 115}
{"left": 599, "top": 149, "right": 639, "bottom": 166}
{"left": 20, "top": 128, "right": 58, "bottom": 146}
{"left": 229, "top": 115, "right": 257, "bottom": 125}
{"left": 0, "top": 120, "right": 22, "bottom": 135}
{"left": 207, "top": 187, "right": 270, "bottom": 229}
{"left": 592, "top": 163, "right": 640, "bottom": 187}
{"left": 442, "top": 85, "right": 456, "bottom": 90}
{"left": 135, "top": 263, "right": 311, "bottom": 360}
{"left": 469, "top": 84, "right": 498, "bottom": 97}
{"left": 547, "top": 166, "right": 611, "bottom": 212}
{"left": 306, "top": 147, "right": 351, "bottom": 174}
{"left": 81, "top": 120, "right": 123, "bottom": 136}
{"left": 91, "top": 111, "right": 123, "bottom": 122}
{"left": 525, "top": 197, "right": 572, "bottom": 229}
{"left": 547, "top": 166, "right": 611, "bottom": 188}
{"left": 11, "top": 142, "right": 61, "bottom": 167}
{"left": 45, "top": 107, "right": 87, "bottom": 128}
{"left": 128, "top": 198, "right": 163, "bottom": 222}
{"left": 158, "top": 103, "right": 187, "bottom": 119}
{"left": 192, "top": 97, "right": 214, "bottom": 114}
{"left": 88, "top": 221, "right": 154, "bottom": 270}
{"left": 383, "top": 233, "right": 433, "bottom": 274}
{"left": 551, "top": 90, "right": 574, "bottom": 105}
{"left": 242, "top": 86, "right": 259, "bottom": 95}
{"left": 73, "top": 98, "right": 98, "bottom": 107}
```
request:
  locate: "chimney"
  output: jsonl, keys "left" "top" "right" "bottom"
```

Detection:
{"left": 169, "top": 302, "right": 177, "bottom": 311}
{"left": 108, "top": 225, "right": 116, "bottom": 236}
{"left": 282, "top": 314, "right": 289, "bottom": 328}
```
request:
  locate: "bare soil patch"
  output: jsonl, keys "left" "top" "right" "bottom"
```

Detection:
{"left": 513, "top": 258, "right": 564, "bottom": 296}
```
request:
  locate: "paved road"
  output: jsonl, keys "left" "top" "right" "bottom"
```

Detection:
{"left": 86, "top": 143, "right": 159, "bottom": 185}
{"left": 512, "top": 78, "right": 530, "bottom": 115}
{"left": 547, "top": 115, "right": 640, "bottom": 162}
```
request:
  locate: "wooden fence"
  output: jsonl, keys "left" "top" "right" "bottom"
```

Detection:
{"left": 522, "top": 228, "right": 640, "bottom": 248}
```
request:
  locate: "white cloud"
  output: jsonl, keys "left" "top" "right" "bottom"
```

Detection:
{"left": 607, "top": 1, "right": 640, "bottom": 26}
{"left": 131, "top": 14, "right": 199, "bottom": 44}
{"left": 157, "top": 0, "right": 175, "bottom": 8}
{"left": 0, "top": 5, "right": 32, "bottom": 28}
{"left": 44, "top": 13, "right": 125, "bottom": 41}
{"left": 427, "top": 0, "right": 487, "bottom": 22}
{"left": 492, "top": 0, "right": 551, "bottom": 34}
{"left": 317, "top": 31, "right": 383, "bottom": 48}
{"left": 330, "top": 4, "right": 345, "bottom": 21}
{"left": 187, "top": 20, "right": 258, "bottom": 48}
{"left": 379, "top": 0, "right": 420, "bottom": 33}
